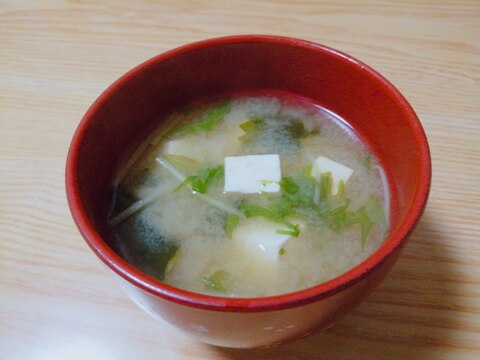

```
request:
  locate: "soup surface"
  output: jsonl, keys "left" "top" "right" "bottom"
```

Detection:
{"left": 110, "top": 95, "right": 389, "bottom": 297}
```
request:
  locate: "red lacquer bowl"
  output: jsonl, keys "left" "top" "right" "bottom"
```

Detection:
{"left": 66, "top": 35, "right": 431, "bottom": 348}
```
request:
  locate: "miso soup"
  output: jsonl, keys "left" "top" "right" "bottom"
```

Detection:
{"left": 109, "top": 95, "right": 389, "bottom": 297}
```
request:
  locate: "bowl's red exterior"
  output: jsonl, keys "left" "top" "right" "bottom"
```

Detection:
{"left": 66, "top": 35, "right": 431, "bottom": 347}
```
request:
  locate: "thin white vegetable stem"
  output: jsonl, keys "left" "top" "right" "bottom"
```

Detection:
{"left": 114, "top": 142, "right": 152, "bottom": 186}
{"left": 304, "top": 148, "right": 319, "bottom": 204}
{"left": 109, "top": 183, "right": 171, "bottom": 226}
{"left": 156, "top": 157, "right": 187, "bottom": 182}
{"left": 200, "top": 195, "right": 243, "bottom": 216}
{"left": 150, "top": 116, "right": 182, "bottom": 145}
{"left": 156, "top": 157, "right": 243, "bottom": 217}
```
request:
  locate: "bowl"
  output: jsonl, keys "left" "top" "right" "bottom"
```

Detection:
{"left": 66, "top": 35, "right": 431, "bottom": 348}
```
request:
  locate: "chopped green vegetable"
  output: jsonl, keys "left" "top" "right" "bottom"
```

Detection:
{"left": 266, "top": 166, "right": 316, "bottom": 216}
{"left": 290, "top": 167, "right": 387, "bottom": 247}
{"left": 238, "top": 117, "right": 314, "bottom": 152}
{"left": 279, "top": 176, "right": 299, "bottom": 194}
{"left": 238, "top": 200, "right": 300, "bottom": 237}
{"left": 329, "top": 199, "right": 351, "bottom": 216}
{"left": 225, "top": 214, "right": 240, "bottom": 238}
{"left": 319, "top": 172, "right": 333, "bottom": 202}
{"left": 276, "top": 225, "right": 300, "bottom": 237}
{"left": 355, "top": 196, "right": 387, "bottom": 246}
{"left": 363, "top": 195, "right": 387, "bottom": 230}
{"left": 173, "top": 101, "right": 230, "bottom": 137}
{"left": 328, "top": 200, "right": 356, "bottom": 231}
{"left": 279, "top": 247, "right": 286, "bottom": 255}
{"left": 337, "top": 179, "right": 346, "bottom": 198}
{"left": 249, "top": 167, "right": 317, "bottom": 235}
{"left": 358, "top": 214, "right": 374, "bottom": 248}
{"left": 285, "top": 167, "right": 316, "bottom": 208}
{"left": 239, "top": 199, "right": 284, "bottom": 223}
{"left": 240, "top": 166, "right": 385, "bottom": 247}
{"left": 282, "top": 119, "right": 311, "bottom": 139}
{"left": 201, "top": 270, "right": 229, "bottom": 293}
{"left": 162, "top": 154, "right": 200, "bottom": 174}
{"left": 238, "top": 117, "right": 266, "bottom": 142}
{"left": 326, "top": 195, "right": 386, "bottom": 248}
{"left": 268, "top": 195, "right": 296, "bottom": 217}
{"left": 175, "top": 164, "right": 224, "bottom": 194}
{"left": 316, "top": 172, "right": 333, "bottom": 215}
{"left": 157, "top": 157, "right": 242, "bottom": 216}
{"left": 259, "top": 180, "right": 278, "bottom": 187}
{"left": 239, "top": 117, "right": 265, "bottom": 132}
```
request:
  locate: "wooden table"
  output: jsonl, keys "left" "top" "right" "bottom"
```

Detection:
{"left": 1, "top": 1, "right": 479, "bottom": 358}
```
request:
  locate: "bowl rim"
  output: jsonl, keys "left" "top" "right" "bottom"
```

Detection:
{"left": 66, "top": 34, "right": 431, "bottom": 312}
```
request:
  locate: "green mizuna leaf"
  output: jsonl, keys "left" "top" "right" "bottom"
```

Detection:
{"left": 238, "top": 117, "right": 313, "bottom": 148}
{"left": 224, "top": 214, "right": 240, "bottom": 238}
{"left": 239, "top": 117, "right": 265, "bottom": 132}
{"left": 279, "top": 176, "right": 299, "bottom": 194}
{"left": 175, "top": 164, "right": 224, "bottom": 194}
{"left": 337, "top": 179, "right": 346, "bottom": 198}
{"left": 162, "top": 154, "right": 200, "bottom": 174}
{"left": 363, "top": 195, "right": 387, "bottom": 230}
{"left": 282, "top": 119, "right": 312, "bottom": 139}
{"left": 288, "top": 167, "right": 316, "bottom": 207}
{"left": 201, "top": 270, "right": 229, "bottom": 293}
{"left": 240, "top": 167, "right": 317, "bottom": 238}
{"left": 173, "top": 101, "right": 230, "bottom": 137}
{"left": 276, "top": 224, "right": 300, "bottom": 237}
{"left": 238, "top": 199, "right": 285, "bottom": 223}
{"left": 319, "top": 172, "right": 333, "bottom": 202}
{"left": 238, "top": 117, "right": 266, "bottom": 142}
{"left": 326, "top": 195, "right": 386, "bottom": 248}
{"left": 353, "top": 196, "right": 386, "bottom": 247}
{"left": 249, "top": 166, "right": 386, "bottom": 247}
{"left": 238, "top": 199, "right": 300, "bottom": 237}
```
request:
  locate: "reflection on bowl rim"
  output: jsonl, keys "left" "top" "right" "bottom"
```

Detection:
{"left": 66, "top": 35, "right": 431, "bottom": 313}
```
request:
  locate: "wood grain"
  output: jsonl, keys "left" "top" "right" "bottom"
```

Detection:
{"left": 1, "top": 1, "right": 479, "bottom": 359}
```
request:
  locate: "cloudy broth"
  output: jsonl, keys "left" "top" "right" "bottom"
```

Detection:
{"left": 109, "top": 95, "right": 389, "bottom": 297}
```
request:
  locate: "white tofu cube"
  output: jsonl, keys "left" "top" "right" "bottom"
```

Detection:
{"left": 224, "top": 154, "right": 281, "bottom": 193}
{"left": 232, "top": 218, "right": 299, "bottom": 262}
{"left": 312, "top": 156, "right": 353, "bottom": 195}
